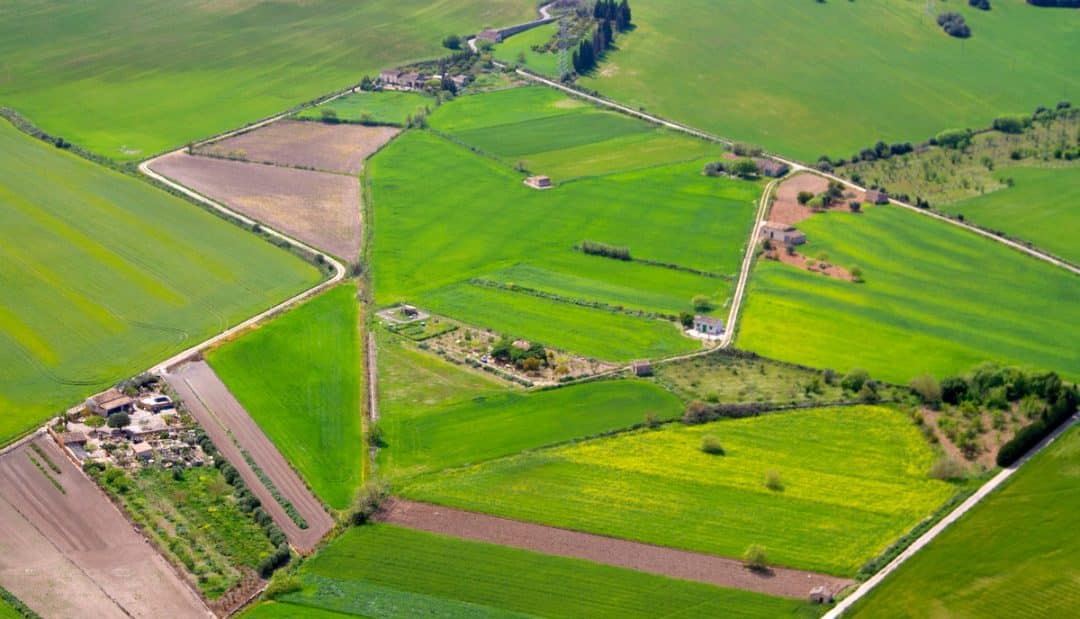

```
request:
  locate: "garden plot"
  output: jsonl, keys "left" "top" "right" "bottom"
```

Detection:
{"left": 195, "top": 120, "right": 399, "bottom": 174}
{"left": 0, "top": 438, "right": 210, "bottom": 618}
{"left": 150, "top": 152, "right": 361, "bottom": 262}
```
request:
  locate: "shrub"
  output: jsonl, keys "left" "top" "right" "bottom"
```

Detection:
{"left": 929, "top": 456, "right": 966, "bottom": 481}
{"left": 107, "top": 412, "right": 130, "bottom": 428}
{"left": 692, "top": 295, "right": 712, "bottom": 311}
{"left": 366, "top": 422, "right": 384, "bottom": 447}
{"left": 319, "top": 108, "right": 339, "bottom": 124}
{"left": 940, "top": 376, "right": 969, "bottom": 405}
{"left": 264, "top": 574, "right": 302, "bottom": 600}
{"left": 743, "top": 544, "right": 769, "bottom": 571}
{"left": 442, "top": 34, "right": 462, "bottom": 50}
{"left": 764, "top": 470, "right": 784, "bottom": 491}
{"left": 349, "top": 480, "right": 389, "bottom": 525}
{"left": 850, "top": 265, "right": 864, "bottom": 282}
{"left": 936, "top": 12, "right": 971, "bottom": 38}
{"left": 969, "top": 0, "right": 991, "bottom": 9}
{"left": 910, "top": 374, "right": 942, "bottom": 405}
{"left": 581, "top": 240, "right": 631, "bottom": 260}
{"left": 797, "top": 191, "right": 814, "bottom": 205}
{"left": 841, "top": 368, "right": 870, "bottom": 392}
{"left": 700, "top": 435, "right": 725, "bottom": 455}
{"left": 731, "top": 158, "right": 760, "bottom": 178}
{"left": 678, "top": 312, "right": 694, "bottom": 328}
{"left": 992, "top": 114, "right": 1028, "bottom": 134}
{"left": 935, "top": 128, "right": 971, "bottom": 149}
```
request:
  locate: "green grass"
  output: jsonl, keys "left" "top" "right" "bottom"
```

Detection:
{"left": 848, "top": 423, "right": 1080, "bottom": 618}
{"left": 655, "top": 351, "right": 847, "bottom": 405}
{"left": 369, "top": 123, "right": 759, "bottom": 360}
{"left": 98, "top": 466, "right": 276, "bottom": 599}
{"left": 244, "top": 602, "right": 357, "bottom": 619}
{"left": 577, "top": 0, "right": 1080, "bottom": 161}
{"left": 492, "top": 21, "right": 561, "bottom": 76}
{"left": 380, "top": 379, "right": 684, "bottom": 480}
{"left": 0, "top": 587, "right": 33, "bottom": 619}
{"left": 0, "top": 120, "right": 321, "bottom": 444}
{"left": 0, "top": 0, "right": 536, "bottom": 158}
{"left": 429, "top": 86, "right": 724, "bottom": 180}
{"left": 940, "top": 167, "right": 1080, "bottom": 264}
{"left": 738, "top": 204, "right": 1080, "bottom": 384}
{"left": 295, "top": 91, "right": 433, "bottom": 127}
{"left": 208, "top": 283, "right": 363, "bottom": 510}
{"left": 402, "top": 405, "right": 955, "bottom": 576}
{"left": 249, "top": 524, "right": 820, "bottom": 618}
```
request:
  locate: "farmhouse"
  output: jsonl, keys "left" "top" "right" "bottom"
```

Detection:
{"left": 631, "top": 360, "right": 653, "bottom": 377}
{"left": 761, "top": 222, "right": 807, "bottom": 245}
{"left": 753, "top": 157, "right": 790, "bottom": 178}
{"left": 524, "top": 175, "right": 552, "bottom": 189}
{"left": 379, "top": 69, "right": 401, "bottom": 85}
{"left": 866, "top": 189, "right": 889, "bottom": 204}
{"left": 398, "top": 72, "right": 426, "bottom": 89}
{"left": 693, "top": 315, "right": 724, "bottom": 336}
{"left": 86, "top": 388, "right": 134, "bottom": 416}
{"left": 477, "top": 29, "right": 503, "bottom": 43}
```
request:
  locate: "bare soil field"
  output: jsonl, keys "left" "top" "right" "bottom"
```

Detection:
{"left": 195, "top": 120, "right": 399, "bottom": 174}
{"left": 765, "top": 249, "right": 854, "bottom": 282}
{"left": 769, "top": 174, "right": 830, "bottom": 226}
{"left": 150, "top": 152, "right": 361, "bottom": 262}
{"left": 164, "top": 361, "right": 333, "bottom": 552}
{"left": 0, "top": 437, "right": 210, "bottom": 618}
{"left": 378, "top": 498, "right": 853, "bottom": 599}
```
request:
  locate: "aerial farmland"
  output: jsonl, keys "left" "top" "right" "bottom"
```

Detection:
{"left": 0, "top": 1, "right": 1077, "bottom": 618}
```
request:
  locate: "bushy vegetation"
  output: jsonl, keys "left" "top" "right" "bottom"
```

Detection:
{"left": 0, "top": 119, "right": 320, "bottom": 444}
{"left": 0, "top": 587, "right": 38, "bottom": 619}
{"left": 209, "top": 284, "right": 364, "bottom": 510}
{"left": 402, "top": 406, "right": 954, "bottom": 576}
{"left": 581, "top": 240, "right": 632, "bottom": 260}
{"left": 848, "top": 424, "right": 1080, "bottom": 617}
{"left": 295, "top": 91, "right": 431, "bottom": 127}
{"left": 245, "top": 525, "right": 817, "bottom": 618}
{"left": 936, "top": 12, "right": 971, "bottom": 38}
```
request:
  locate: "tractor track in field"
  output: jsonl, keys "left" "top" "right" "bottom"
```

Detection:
{"left": 377, "top": 498, "right": 853, "bottom": 599}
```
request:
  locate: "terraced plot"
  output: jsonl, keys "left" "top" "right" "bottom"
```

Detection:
{"left": 0, "top": 0, "right": 536, "bottom": 158}
{"left": 208, "top": 284, "right": 364, "bottom": 510}
{"left": 847, "top": 423, "right": 1080, "bottom": 618}
{"left": 577, "top": 0, "right": 1080, "bottom": 161}
{"left": 739, "top": 204, "right": 1080, "bottom": 384}
{"left": 402, "top": 405, "right": 956, "bottom": 577}
{"left": 380, "top": 379, "right": 683, "bottom": 480}
{"left": 0, "top": 120, "right": 321, "bottom": 443}
{"left": 429, "top": 86, "right": 722, "bottom": 180}
{"left": 245, "top": 525, "right": 818, "bottom": 619}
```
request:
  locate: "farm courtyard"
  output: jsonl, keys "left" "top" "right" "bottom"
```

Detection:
{"left": 1, "top": 1, "right": 1077, "bottom": 618}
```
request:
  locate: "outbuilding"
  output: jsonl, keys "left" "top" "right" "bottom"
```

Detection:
{"left": 809, "top": 586, "right": 833, "bottom": 604}
{"left": 865, "top": 189, "right": 889, "bottom": 204}
{"left": 379, "top": 70, "right": 401, "bottom": 85}
{"left": 524, "top": 175, "right": 552, "bottom": 189}
{"left": 693, "top": 315, "right": 724, "bottom": 336}
{"left": 477, "top": 29, "right": 503, "bottom": 43}
{"left": 131, "top": 442, "right": 154, "bottom": 461}
{"left": 753, "top": 158, "right": 790, "bottom": 178}
{"left": 631, "top": 360, "right": 653, "bottom": 377}
{"left": 86, "top": 389, "right": 134, "bottom": 417}
{"left": 760, "top": 222, "right": 807, "bottom": 246}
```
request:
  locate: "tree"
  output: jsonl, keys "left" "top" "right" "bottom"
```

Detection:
{"left": 522, "top": 357, "right": 542, "bottom": 372}
{"left": 764, "top": 470, "right": 783, "bottom": 491}
{"left": 849, "top": 200, "right": 862, "bottom": 212}
{"left": 731, "top": 158, "right": 760, "bottom": 178}
{"left": 940, "top": 376, "right": 969, "bottom": 405}
{"left": 107, "top": 412, "right": 130, "bottom": 428}
{"left": 692, "top": 295, "right": 712, "bottom": 311}
{"left": 442, "top": 34, "right": 462, "bottom": 50}
{"left": 700, "top": 435, "right": 725, "bottom": 455}
{"left": 841, "top": 368, "right": 870, "bottom": 392}
{"left": 850, "top": 265, "right": 863, "bottom": 282}
{"left": 679, "top": 312, "right": 694, "bottom": 328}
{"left": 320, "top": 108, "right": 339, "bottom": 124}
{"left": 910, "top": 374, "right": 943, "bottom": 405}
{"left": 797, "top": 191, "right": 814, "bottom": 205}
{"left": 743, "top": 544, "right": 769, "bottom": 571}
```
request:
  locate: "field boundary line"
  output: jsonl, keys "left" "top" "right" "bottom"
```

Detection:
{"left": 826, "top": 413, "right": 1079, "bottom": 618}
{"left": 138, "top": 156, "right": 346, "bottom": 374}
{"left": 509, "top": 69, "right": 1079, "bottom": 277}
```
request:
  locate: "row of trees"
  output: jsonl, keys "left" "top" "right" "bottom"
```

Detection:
{"left": 572, "top": 1, "right": 633, "bottom": 74}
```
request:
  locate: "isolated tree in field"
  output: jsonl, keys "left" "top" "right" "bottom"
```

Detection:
{"left": 850, "top": 265, "right": 863, "bottom": 282}
{"left": 107, "top": 412, "right": 130, "bottom": 428}
{"left": 700, "top": 435, "right": 725, "bottom": 455}
{"left": 692, "top": 295, "right": 712, "bottom": 311}
{"left": 743, "top": 544, "right": 769, "bottom": 571}
{"left": 764, "top": 470, "right": 784, "bottom": 491}
{"left": 442, "top": 34, "right": 462, "bottom": 50}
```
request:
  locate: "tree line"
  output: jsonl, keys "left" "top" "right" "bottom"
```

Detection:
{"left": 572, "top": 0, "right": 632, "bottom": 75}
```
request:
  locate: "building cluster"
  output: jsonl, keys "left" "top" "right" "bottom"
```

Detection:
{"left": 378, "top": 69, "right": 468, "bottom": 91}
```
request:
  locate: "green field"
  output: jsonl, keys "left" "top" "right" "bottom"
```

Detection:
{"left": 248, "top": 525, "right": 819, "bottom": 619}
{"left": 492, "top": 22, "right": 561, "bottom": 76}
{"left": 208, "top": 284, "right": 363, "bottom": 510}
{"left": 0, "top": 588, "right": 31, "bottom": 619}
{"left": 940, "top": 167, "right": 1080, "bottom": 265}
{"left": 577, "top": 0, "right": 1080, "bottom": 161}
{"left": 369, "top": 112, "right": 759, "bottom": 360}
{"left": 429, "top": 86, "right": 723, "bottom": 180}
{"left": 402, "top": 405, "right": 955, "bottom": 576}
{"left": 656, "top": 351, "right": 848, "bottom": 406}
{"left": 380, "top": 379, "right": 684, "bottom": 480}
{"left": 848, "top": 423, "right": 1080, "bottom": 618}
{"left": 739, "top": 205, "right": 1080, "bottom": 384}
{"left": 0, "top": 120, "right": 321, "bottom": 444}
{"left": 295, "top": 91, "right": 433, "bottom": 127}
{"left": 0, "top": 0, "right": 536, "bottom": 158}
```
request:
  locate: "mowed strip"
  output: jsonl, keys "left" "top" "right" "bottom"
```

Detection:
{"left": 150, "top": 152, "right": 361, "bottom": 263}
{"left": 379, "top": 498, "right": 853, "bottom": 599}
{"left": 164, "top": 361, "right": 334, "bottom": 552}
{"left": 0, "top": 438, "right": 210, "bottom": 618}
{"left": 196, "top": 120, "right": 400, "bottom": 175}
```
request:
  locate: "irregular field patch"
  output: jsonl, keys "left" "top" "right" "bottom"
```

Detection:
{"left": 295, "top": 90, "right": 433, "bottom": 127}
{"left": 0, "top": 120, "right": 320, "bottom": 443}
{"left": 196, "top": 120, "right": 400, "bottom": 174}
{"left": 247, "top": 525, "right": 819, "bottom": 619}
{"left": 0, "top": 0, "right": 537, "bottom": 158}
{"left": 402, "top": 405, "right": 956, "bottom": 576}
{"left": 578, "top": 0, "right": 1080, "bottom": 161}
{"left": 151, "top": 152, "right": 361, "bottom": 262}
{"left": 380, "top": 379, "right": 684, "bottom": 480}
{"left": 739, "top": 204, "right": 1080, "bottom": 384}
{"left": 847, "top": 423, "right": 1080, "bottom": 618}
{"left": 208, "top": 283, "right": 364, "bottom": 510}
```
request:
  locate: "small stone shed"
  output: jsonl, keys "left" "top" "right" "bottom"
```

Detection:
{"left": 524, "top": 175, "right": 552, "bottom": 189}
{"left": 753, "top": 157, "right": 790, "bottom": 178}
{"left": 477, "top": 29, "right": 504, "bottom": 43}
{"left": 693, "top": 315, "right": 724, "bottom": 336}
{"left": 865, "top": 189, "right": 889, "bottom": 205}
{"left": 631, "top": 360, "right": 653, "bottom": 377}
{"left": 760, "top": 222, "right": 807, "bottom": 245}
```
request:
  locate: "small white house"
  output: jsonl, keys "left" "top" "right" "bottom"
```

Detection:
{"left": 693, "top": 315, "right": 724, "bottom": 336}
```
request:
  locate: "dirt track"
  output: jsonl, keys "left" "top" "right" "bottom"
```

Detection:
{"left": 0, "top": 437, "right": 211, "bottom": 618}
{"left": 379, "top": 498, "right": 853, "bottom": 599}
{"left": 164, "top": 361, "right": 333, "bottom": 552}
